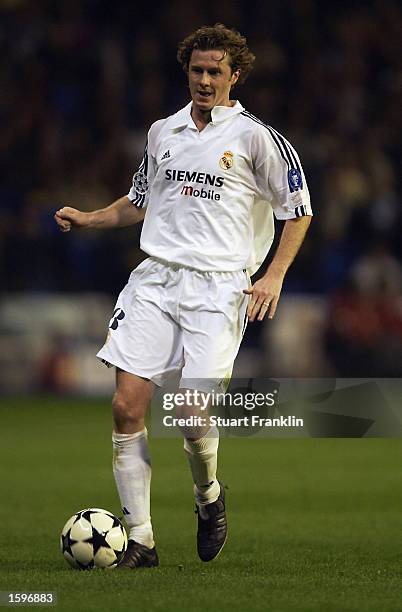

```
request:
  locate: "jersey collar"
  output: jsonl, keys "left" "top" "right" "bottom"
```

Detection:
{"left": 170, "top": 100, "right": 244, "bottom": 131}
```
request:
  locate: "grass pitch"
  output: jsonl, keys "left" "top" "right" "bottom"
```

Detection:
{"left": 0, "top": 396, "right": 401, "bottom": 611}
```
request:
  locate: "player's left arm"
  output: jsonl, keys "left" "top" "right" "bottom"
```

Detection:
{"left": 246, "top": 125, "right": 313, "bottom": 322}
{"left": 244, "top": 215, "right": 312, "bottom": 322}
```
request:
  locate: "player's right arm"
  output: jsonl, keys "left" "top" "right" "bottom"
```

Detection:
{"left": 55, "top": 119, "right": 164, "bottom": 233}
{"left": 54, "top": 196, "right": 146, "bottom": 233}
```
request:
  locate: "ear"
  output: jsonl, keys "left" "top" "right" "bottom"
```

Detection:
{"left": 230, "top": 69, "right": 241, "bottom": 86}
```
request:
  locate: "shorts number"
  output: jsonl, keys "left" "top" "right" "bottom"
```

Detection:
{"left": 109, "top": 308, "right": 126, "bottom": 330}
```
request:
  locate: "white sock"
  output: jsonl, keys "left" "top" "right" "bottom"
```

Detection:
{"left": 112, "top": 429, "right": 154, "bottom": 548}
{"left": 184, "top": 426, "right": 220, "bottom": 508}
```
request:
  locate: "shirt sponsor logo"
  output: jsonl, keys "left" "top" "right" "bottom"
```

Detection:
{"left": 219, "top": 150, "right": 234, "bottom": 170}
{"left": 165, "top": 168, "right": 224, "bottom": 187}
{"left": 180, "top": 185, "right": 220, "bottom": 200}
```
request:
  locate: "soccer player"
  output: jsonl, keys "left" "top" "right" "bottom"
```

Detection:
{"left": 54, "top": 24, "right": 312, "bottom": 568}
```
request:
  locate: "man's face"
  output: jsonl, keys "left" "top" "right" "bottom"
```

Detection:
{"left": 188, "top": 48, "right": 240, "bottom": 112}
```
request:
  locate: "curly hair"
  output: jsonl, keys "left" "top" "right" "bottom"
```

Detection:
{"left": 177, "top": 23, "right": 255, "bottom": 85}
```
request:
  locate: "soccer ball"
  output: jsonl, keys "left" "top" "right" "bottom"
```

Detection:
{"left": 60, "top": 508, "right": 127, "bottom": 569}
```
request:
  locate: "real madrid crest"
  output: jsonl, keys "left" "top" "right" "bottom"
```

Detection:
{"left": 219, "top": 151, "right": 234, "bottom": 170}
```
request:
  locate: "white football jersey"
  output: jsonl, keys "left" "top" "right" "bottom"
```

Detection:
{"left": 128, "top": 101, "right": 312, "bottom": 274}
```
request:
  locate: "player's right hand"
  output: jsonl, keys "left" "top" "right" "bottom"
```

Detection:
{"left": 54, "top": 207, "right": 90, "bottom": 232}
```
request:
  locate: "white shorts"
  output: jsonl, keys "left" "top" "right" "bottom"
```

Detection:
{"left": 97, "top": 257, "right": 249, "bottom": 391}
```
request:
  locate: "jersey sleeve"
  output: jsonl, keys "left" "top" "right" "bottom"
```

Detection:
{"left": 253, "top": 126, "right": 312, "bottom": 220}
{"left": 127, "top": 136, "right": 156, "bottom": 209}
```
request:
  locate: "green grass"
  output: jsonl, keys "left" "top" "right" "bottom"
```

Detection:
{"left": 0, "top": 396, "right": 401, "bottom": 611}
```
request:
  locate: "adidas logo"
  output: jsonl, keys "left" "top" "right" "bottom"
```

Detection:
{"left": 161, "top": 150, "right": 170, "bottom": 160}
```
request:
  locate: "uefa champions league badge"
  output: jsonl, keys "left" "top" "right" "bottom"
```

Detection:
{"left": 287, "top": 168, "right": 303, "bottom": 191}
{"left": 132, "top": 171, "right": 149, "bottom": 195}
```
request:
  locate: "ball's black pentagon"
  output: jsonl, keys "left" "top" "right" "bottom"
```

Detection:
{"left": 80, "top": 510, "right": 97, "bottom": 523}
{"left": 61, "top": 528, "right": 78, "bottom": 556}
{"left": 72, "top": 512, "right": 82, "bottom": 524}
{"left": 88, "top": 528, "right": 111, "bottom": 554}
{"left": 112, "top": 516, "right": 121, "bottom": 528}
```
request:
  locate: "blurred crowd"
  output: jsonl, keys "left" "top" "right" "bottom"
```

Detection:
{"left": 1, "top": 0, "right": 401, "bottom": 376}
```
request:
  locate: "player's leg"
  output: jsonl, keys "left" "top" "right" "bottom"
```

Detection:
{"left": 111, "top": 369, "right": 158, "bottom": 566}
{"left": 176, "top": 394, "right": 220, "bottom": 507}
{"left": 179, "top": 391, "right": 225, "bottom": 563}
{"left": 179, "top": 398, "right": 224, "bottom": 563}
{"left": 112, "top": 368, "right": 153, "bottom": 434}
{"left": 179, "top": 268, "right": 249, "bottom": 561}
{"left": 181, "top": 268, "right": 248, "bottom": 505}
{"left": 97, "top": 258, "right": 185, "bottom": 568}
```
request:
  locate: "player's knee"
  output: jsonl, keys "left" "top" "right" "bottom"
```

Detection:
{"left": 175, "top": 402, "right": 210, "bottom": 439}
{"left": 112, "top": 392, "right": 143, "bottom": 429}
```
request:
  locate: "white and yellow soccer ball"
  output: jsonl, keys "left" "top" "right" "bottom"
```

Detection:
{"left": 60, "top": 508, "right": 127, "bottom": 569}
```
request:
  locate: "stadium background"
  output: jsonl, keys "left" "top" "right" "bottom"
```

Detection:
{"left": 1, "top": 0, "right": 401, "bottom": 393}
{"left": 1, "top": 3, "right": 401, "bottom": 611}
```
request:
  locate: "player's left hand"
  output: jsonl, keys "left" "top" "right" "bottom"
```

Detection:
{"left": 243, "top": 267, "right": 285, "bottom": 322}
